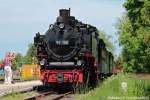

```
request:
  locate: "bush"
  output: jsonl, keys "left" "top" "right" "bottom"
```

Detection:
{"left": 78, "top": 73, "right": 150, "bottom": 100}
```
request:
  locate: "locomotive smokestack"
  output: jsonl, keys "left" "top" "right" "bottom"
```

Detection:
{"left": 57, "top": 8, "right": 71, "bottom": 24}
{"left": 59, "top": 9, "right": 70, "bottom": 17}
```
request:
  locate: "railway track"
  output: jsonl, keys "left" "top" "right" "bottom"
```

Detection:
{"left": 24, "top": 91, "right": 73, "bottom": 100}
{"left": 52, "top": 91, "right": 72, "bottom": 100}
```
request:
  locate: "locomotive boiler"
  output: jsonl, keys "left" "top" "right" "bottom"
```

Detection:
{"left": 34, "top": 9, "right": 114, "bottom": 87}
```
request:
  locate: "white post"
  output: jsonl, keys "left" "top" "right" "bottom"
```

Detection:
{"left": 121, "top": 82, "right": 127, "bottom": 92}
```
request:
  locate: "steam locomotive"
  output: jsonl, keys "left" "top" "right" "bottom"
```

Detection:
{"left": 34, "top": 9, "right": 114, "bottom": 87}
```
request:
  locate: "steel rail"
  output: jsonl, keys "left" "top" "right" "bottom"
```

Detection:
{"left": 24, "top": 91, "right": 56, "bottom": 100}
{"left": 52, "top": 91, "right": 72, "bottom": 100}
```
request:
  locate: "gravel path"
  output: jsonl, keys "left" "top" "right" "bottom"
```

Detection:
{"left": 0, "top": 80, "right": 42, "bottom": 97}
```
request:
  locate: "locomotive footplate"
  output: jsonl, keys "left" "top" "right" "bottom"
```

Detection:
{"left": 40, "top": 69, "right": 83, "bottom": 84}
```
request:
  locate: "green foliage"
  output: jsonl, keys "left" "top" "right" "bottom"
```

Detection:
{"left": 99, "top": 31, "right": 115, "bottom": 54}
{"left": 24, "top": 43, "right": 37, "bottom": 64}
{"left": 115, "top": 56, "right": 123, "bottom": 69}
{"left": 12, "top": 43, "right": 37, "bottom": 70}
{"left": 78, "top": 74, "right": 150, "bottom": 100}
{"left": 26, "top": 44, "right": 37, "bottom": 59}
{"left": 117, "top": 0, "right": 150, "bottom": 72}
{"left": 12, "top": 53, "right": 24, "bottom": 70}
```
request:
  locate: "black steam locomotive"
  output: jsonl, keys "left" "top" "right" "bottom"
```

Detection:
{"left": 34, "top": 9, "right": 114, "bottom": 87}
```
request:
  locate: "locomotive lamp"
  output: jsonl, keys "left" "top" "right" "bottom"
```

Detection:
{"left": 40, "top": 59, "right": 46, "bottom": 66}
{"left": 77, "top": 60, "right": 82, "bottom": 66}
{"left": 59, "top": 23, "right": 65, "bottom": 29}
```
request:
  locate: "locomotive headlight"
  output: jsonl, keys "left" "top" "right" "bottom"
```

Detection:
{"left": 77, "top": 60, "right": 82, "bottom": 66}
{"left": 59, "top": 23, "right": 65, "bottom": 29}
{"left": 40, "top": 59, "right": 45, "bottom": 65}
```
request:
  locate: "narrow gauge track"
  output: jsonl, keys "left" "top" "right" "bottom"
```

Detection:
{"left": 52, "top": 91, "right": 72, "bottom": 100}
{"left": 24, "top": 91, "right": 72, "bottom": 100}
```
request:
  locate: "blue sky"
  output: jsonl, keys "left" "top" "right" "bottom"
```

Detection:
{"left": 0, "top": 0, "right": 125, "bottom": 59}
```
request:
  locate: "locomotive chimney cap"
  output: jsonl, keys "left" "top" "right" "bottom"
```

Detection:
{"left": 59, "top": 8, "right": 70, "bottom": 17}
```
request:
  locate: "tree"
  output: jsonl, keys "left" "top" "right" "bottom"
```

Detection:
{"left": 12, "top": 43, "right": 37, "bottom": 70}
{"left": 99, "top": 31, "right": 115, "bottom": 54}
{"left": 117, "top": 0, "right": 150, "bottom": 72}
{"left": 24, "top": 43, "right": 37, "bottom": 64}
{"left": 12, "top": 53, "right": 24, "bottom": 70}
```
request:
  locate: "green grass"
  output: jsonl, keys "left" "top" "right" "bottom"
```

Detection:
{"left": 78, "top": 73, "right": 150, "bottom": 100}
{"left": 0, "top": 91, "right": 39, "bottom": 100}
